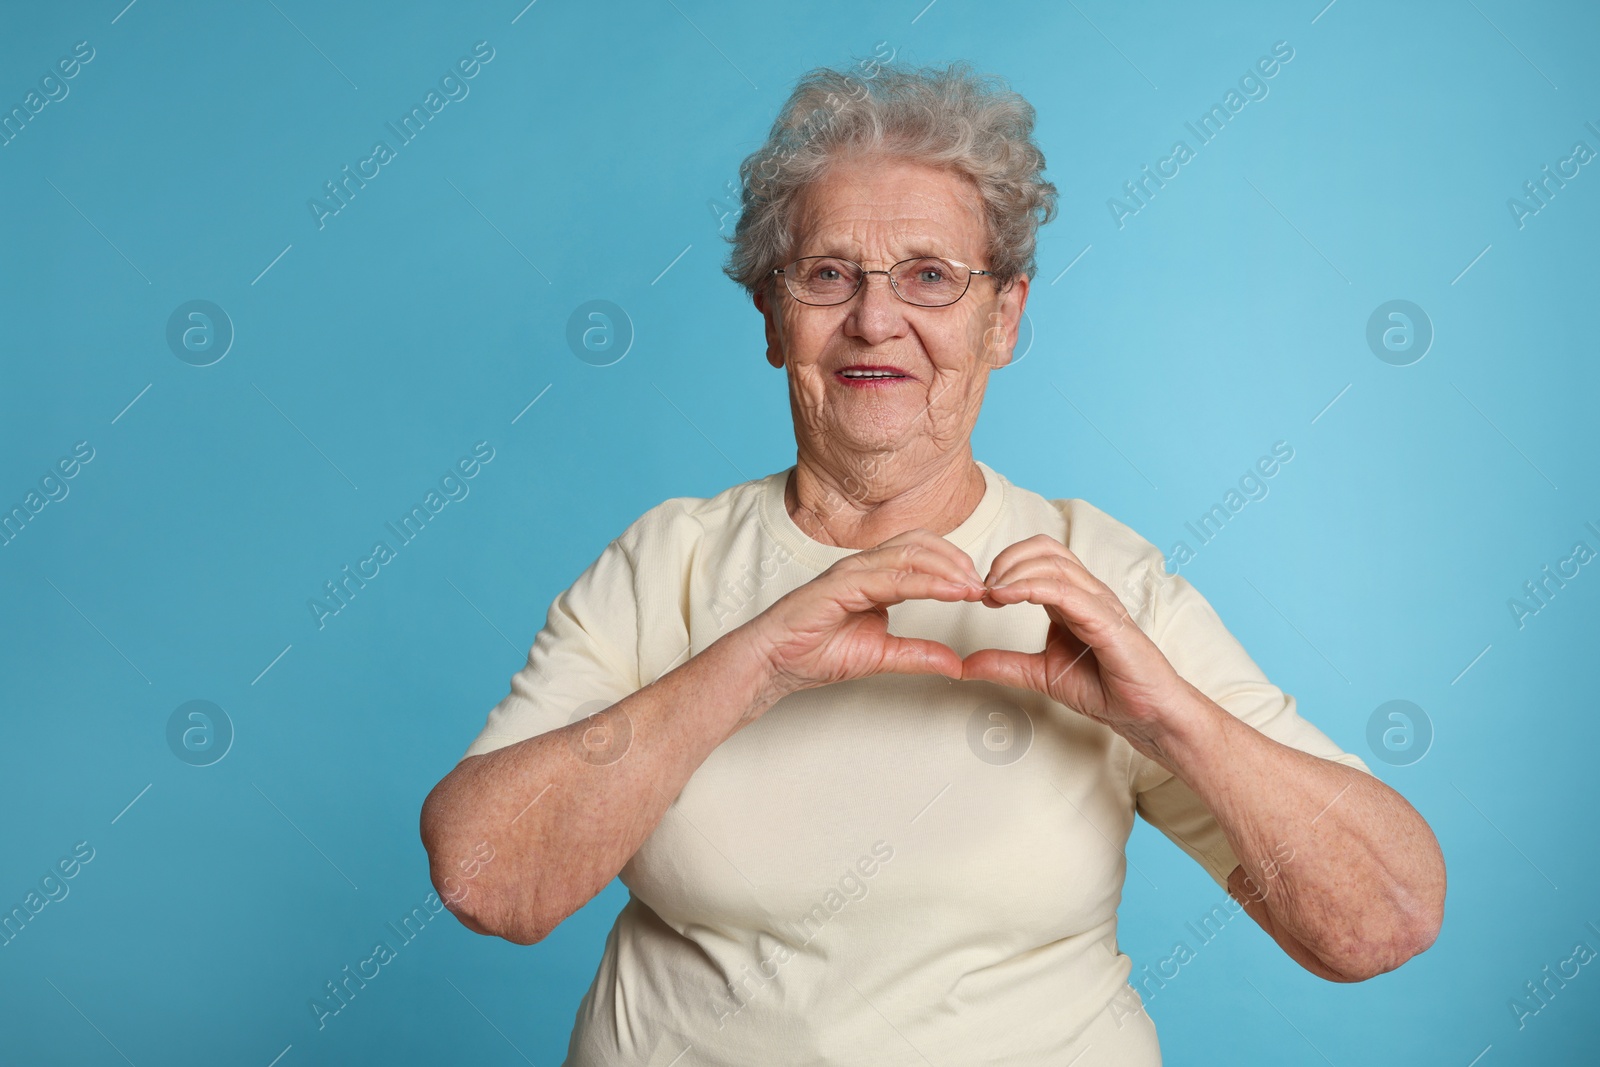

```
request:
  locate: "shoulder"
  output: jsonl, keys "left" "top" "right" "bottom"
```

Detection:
{"left": 608, "top": 473, "right": 773, "bottom": 566}
{"left": 997, "top": 474, "right": 1169, "bottom": 616}
{"left": 557, "top": 474, "right": 771, "bottom": 627}
{"left": 1001, "top": 475, "right": 1166, "bottom": 574}
{"left": 1058, "top": 496, "right": 1163, "bottom": 564}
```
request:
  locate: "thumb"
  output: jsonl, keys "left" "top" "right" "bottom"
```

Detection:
{"left": 878, "top": 636, "right": 964, "bottom": 680}
{"left": 960, "top": 648, "right": 1046, "bottom": 693}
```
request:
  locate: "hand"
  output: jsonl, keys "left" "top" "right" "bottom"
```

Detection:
{"left": 959, "top": 535, "right": 1192, "bottom": 750}
{"left": 743, "top": 528, "right": 988, "bottom": 703}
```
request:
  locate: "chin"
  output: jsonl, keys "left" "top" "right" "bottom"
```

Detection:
{"left": 828, "top": 416, "right": 918, "bottom": 456}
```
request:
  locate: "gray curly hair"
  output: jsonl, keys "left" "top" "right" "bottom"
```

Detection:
{"left": 722, "top": 60, "right": 1058, "bottom": 297}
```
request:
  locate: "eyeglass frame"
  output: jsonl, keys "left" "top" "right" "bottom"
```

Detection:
{"left": 768, "top": 255, "right": 997, "bottom": 308}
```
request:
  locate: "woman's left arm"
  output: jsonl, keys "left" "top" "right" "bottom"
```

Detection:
{"left": 960, "top": 535, "right": 1446, "bottom": 982}
{"left": 1143, "top": 683, "right": 1444, "bottom": 981}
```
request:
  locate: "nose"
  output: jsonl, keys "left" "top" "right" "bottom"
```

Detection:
{"left": 844, "top": 270, "right": 907, "bottom": 346}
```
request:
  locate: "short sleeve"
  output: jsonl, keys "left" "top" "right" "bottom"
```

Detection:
{"left": 1130, "top": 560, "right": 1373, "bottom": 889}
{"left": 459, "top": 535, "right": 644, "bottom": 761}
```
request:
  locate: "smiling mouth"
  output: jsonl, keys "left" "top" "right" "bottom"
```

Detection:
{"left": 836, "top": 366, "right": 910, "bottom": 383}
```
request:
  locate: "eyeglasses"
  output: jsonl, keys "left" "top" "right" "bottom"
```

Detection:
{"left": 770, "top": 255, "right": 995, "bottom": 308}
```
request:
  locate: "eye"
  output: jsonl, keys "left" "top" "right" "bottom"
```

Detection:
{"left": 800, "top": 258, "right": 854, "bottom": 281}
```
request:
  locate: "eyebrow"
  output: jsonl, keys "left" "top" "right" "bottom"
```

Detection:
{"left": 800, "top": 246, "right": 959, "bottom": 262}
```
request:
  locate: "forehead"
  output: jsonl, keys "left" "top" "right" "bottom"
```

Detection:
{"left": 790, "top": 156, "right": 988, "bottom": 259}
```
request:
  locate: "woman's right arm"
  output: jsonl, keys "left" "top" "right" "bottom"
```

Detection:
{"left": 418, "top": 528, "right": 986, "bottom": 944}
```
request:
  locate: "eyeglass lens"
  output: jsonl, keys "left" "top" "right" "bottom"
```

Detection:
{"left": 783, "top": 257, "right": 971, "bottom": 306}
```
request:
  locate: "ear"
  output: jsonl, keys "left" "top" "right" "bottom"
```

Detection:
{"left": 753, "top": 287, "right": 784, "bottom": 369}
{"left": 992, "top": 272, "right": 1030, "bottom": 368}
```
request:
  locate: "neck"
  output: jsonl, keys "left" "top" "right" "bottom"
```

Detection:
{"left": 786, "top": 445, "right": 987, "bottom": 549}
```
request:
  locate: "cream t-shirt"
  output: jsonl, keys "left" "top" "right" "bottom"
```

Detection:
{"left": 461, "top": 460, "right": 1371, "bottom": 1066}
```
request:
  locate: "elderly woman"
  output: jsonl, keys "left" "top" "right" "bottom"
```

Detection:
{"left": 421, "top": 62, "right": 1445, "bottom": 1065}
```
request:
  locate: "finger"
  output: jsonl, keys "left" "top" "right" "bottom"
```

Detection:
{"left": 837, "top": 568, "right": 985, "bottom": 613}
{"left": 883, "top": 531, "right": 979, "bottom": 588}
{"left": 981, "top": 575, "right": 1130, "bottom": 644}
{"left": 857, "top": 538, "right": 984, "bottom": 591}
{"left": 878, "top": 635, "right": 964, "bottom": 680}
{"left": 986, "top": 544, "right": 1108, "bottom": 598}
{"left": 983, "top": 553, "right": 1084, "bottom": 598}
{"left": 871, "top": 529, "right": 984, "bottom": 585}
{"left": 987, "top": 550, "right": 1128, "bottom": 618}
{"left": 981, "top": 561, "right": 1099, "bottom": 620}
{"left": 983, "top": 534, "right": 1072, "bottom": 584}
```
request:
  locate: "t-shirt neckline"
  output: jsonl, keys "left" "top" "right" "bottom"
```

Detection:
{"left": 758, "top": 459, "right": 1008, "bottom": 571}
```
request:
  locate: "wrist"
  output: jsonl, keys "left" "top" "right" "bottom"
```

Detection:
{"left": 1122, "top": 678, "right": 1228, "bottom": 775}
{"left": 708, "top": 624, "right": 795, "bottom": 731}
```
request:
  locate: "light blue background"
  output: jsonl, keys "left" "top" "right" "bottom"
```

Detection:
{"left": 2, "top": 1, "right": 1597, "bottom": 1064}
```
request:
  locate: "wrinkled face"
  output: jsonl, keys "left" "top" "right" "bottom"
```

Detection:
{"left": 754, "top": 155, "right": 1029, "bottom": 470}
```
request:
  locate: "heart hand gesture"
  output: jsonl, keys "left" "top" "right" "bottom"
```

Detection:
{"left": 960, "top": 535, "right": 1191, "bottom": 751}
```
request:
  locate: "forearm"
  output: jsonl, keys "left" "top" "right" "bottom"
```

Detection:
{"left": 1143, "top": 680, "right": 1445, "bottom": 980}
{"left": 420, "top": 629, "right": 782, "bottom": 944}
